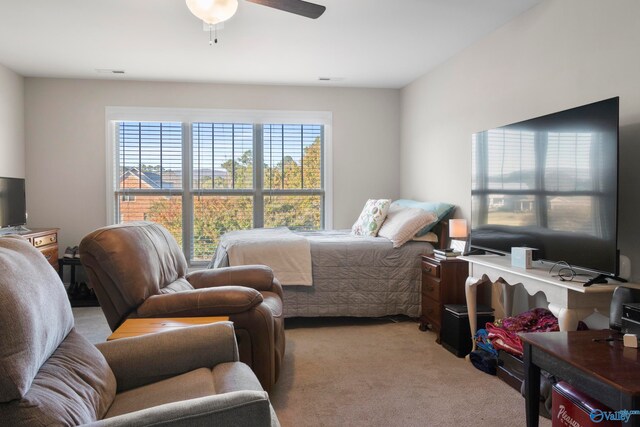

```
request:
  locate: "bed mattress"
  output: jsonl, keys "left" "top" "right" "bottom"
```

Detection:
{"left": 210, "top": 229, "right": 433, "bottom": 318}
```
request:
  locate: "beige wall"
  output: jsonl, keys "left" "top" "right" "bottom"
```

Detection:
{"left": 401, "top": 0, "right": 640, "bottom": 281}
{"left": 0, "top": 63, "right": 24, "bottom": 178}
{"left": 25, "top": 78, "right": 400, "bottom": 249}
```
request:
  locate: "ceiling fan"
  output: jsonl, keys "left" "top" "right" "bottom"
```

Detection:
{"left": 244, "top": 0, "right": 325, "bottom": 19}
{"left": 186, "top": 0, "right": 326, "bottom": 27}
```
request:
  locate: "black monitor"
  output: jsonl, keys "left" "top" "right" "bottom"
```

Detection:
{"left": 469, "top": 97, "right": 619, "bottom": 276}
{"left": 0, "top": 177, "right": 27, "bottom": 228}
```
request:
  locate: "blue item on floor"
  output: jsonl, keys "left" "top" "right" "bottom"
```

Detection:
{"left": 469, "top": 348, "right": 498, "bottom": 375}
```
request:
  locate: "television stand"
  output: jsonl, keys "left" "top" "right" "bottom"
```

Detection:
{"left": 460, "top": 254, "right": 635, "bottom": 352}
{"left": 583, "top": 273, "right": 628, "bottom": 287}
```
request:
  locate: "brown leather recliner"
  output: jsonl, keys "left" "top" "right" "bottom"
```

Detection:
{"left": 79, "top": 221, "right": 285, "bottom": 392}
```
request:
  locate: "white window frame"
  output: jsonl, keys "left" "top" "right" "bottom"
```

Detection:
{"left": 105, "top": 107, "right": 333, "bottom": 263}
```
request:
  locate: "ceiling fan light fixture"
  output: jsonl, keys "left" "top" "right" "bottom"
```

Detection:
{"left": 186, "top": 0, "right": 239, "bottom": 25}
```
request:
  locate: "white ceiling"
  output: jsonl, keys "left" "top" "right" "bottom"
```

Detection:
{"left": 0, "top": 0, "right": 540, "bottom": 89}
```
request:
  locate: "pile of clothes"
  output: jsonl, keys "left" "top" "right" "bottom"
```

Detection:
{"left": 469, "top": 307, "right": 567, "bottom": 419}
{"left": 469, "top": 307, "right": 560, "bottom": 373}
{"left": 469, "top": 308, "right": 560, "bottom": 375}
{"left": 485, "top": 307, "right": 560, "bottom": 357}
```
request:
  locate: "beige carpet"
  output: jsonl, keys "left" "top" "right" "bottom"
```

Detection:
{"left": 73, "top": 308, "right": 550, "bottom": 427}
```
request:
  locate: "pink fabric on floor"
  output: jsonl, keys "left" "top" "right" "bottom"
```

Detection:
{"left": 486, "top": 308, "right": 560, "bottom": 357}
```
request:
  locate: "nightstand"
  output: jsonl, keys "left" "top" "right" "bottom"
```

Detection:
{"left": 419, "top": 254, "right": 469, "bottom": 342}
{"left": 13, "top": 228, "right": 60, "bottom": 271}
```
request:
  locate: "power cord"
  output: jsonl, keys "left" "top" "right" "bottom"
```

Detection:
{"left": 548, "top": 261, "right": 577, "bottom": 281}
{"left": 547, "top": 261, "right": 591, "bottom": 284}
{"left": 548, "top": 261, "right": 628, "bottom": 287}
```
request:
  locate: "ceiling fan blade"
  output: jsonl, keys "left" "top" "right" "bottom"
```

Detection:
{"left": 246, "top": 0, "right": 326, "bottom": 19}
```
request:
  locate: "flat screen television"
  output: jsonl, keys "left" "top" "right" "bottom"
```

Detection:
{"left": 0, "top": 177, "right": 27, "bottom": 228}
{"left": 469, "top": 97, "right": 619, "bottom": 277}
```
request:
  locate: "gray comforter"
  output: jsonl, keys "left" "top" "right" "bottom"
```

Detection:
{"left": 210, "top": 229, "right": 433, "bottom": 318}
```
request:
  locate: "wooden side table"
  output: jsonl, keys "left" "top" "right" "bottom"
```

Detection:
{"left": 107, "top": 317, "right": 230, "bottom": 341}
{"left": 521, "top": 330, "right": 640, "bottom": 427}
{"left": 419, "top": 254, "right": 469, "bottom": 343}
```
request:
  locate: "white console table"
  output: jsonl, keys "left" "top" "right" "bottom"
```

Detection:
{"left": 460, "top": 254, "right": 627, "bottom": 351}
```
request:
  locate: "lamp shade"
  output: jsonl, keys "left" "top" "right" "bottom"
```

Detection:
{"left": 449, "top": 219, "right": 468, "bottom": 239}
{"left": 186, "top": 0, "right": 239, "bottom": 25}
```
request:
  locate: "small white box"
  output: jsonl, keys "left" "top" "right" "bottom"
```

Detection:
{"left": 511, "top": 247, "right": 534, "bottom": 269}
{"left": 623, "top": 333, "right": 639, "bottom": 348}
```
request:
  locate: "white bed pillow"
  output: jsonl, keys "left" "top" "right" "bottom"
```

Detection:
{"left": 391, "top": 199, "right": 455, "bottom": 236}
{"left": 378, "top": 206, "right": 438, "bottom": 248}
{"left": 351, "top": 199, "right": 391, "bottom": 236}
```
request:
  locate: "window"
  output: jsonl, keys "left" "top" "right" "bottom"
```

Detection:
{"left": 109, "top": 108, "right": 331, "bottom": 265}
{"left": 262, "top": 124, "right": 324, "bottom": 230}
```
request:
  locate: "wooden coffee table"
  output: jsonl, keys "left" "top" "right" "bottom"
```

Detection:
{"left": 107, "top": 317, "right": 230, "bottom": 341}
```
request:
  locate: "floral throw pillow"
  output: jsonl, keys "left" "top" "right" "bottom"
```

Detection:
{"left": 351, "top": 199, "right": 391, "bottom": 236}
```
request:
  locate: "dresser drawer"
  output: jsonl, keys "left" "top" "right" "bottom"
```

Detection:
{"left": 422, "top": 260, "right": 440, "bottom": 278}
{"left": 422, "top": 296, "right": 441, "bottom": 327}
{"left": 39, "top": 245, "right": 59, "bottom": 268}
{"left": 33, "top": 233, "right": 57, "bottom": 248}
{"left": 422, "top": 276, "right": 440, "bottom": 301}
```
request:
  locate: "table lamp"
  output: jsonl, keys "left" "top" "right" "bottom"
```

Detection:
{"left": 449, "top": 219, "right": 467, "bottom": 253}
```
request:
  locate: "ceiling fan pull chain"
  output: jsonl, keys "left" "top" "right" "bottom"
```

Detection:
{"left": 208, "top": 24, "right": 219, "bottom": 45}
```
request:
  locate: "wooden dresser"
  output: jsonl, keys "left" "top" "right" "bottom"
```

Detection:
{"left": 419, "top": 254, "right": 469, "bottom": 343}
{"left": 16, "top": 228, "right": 60, "bottom": 271}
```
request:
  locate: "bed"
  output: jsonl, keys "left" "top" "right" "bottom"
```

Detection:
{"left": 208, "top": 222, "right": 448, "bottom": 318}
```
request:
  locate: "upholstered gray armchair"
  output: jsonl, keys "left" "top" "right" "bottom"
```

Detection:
{"left": 0, "top": 236, "right": 280, "bottom": 427}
